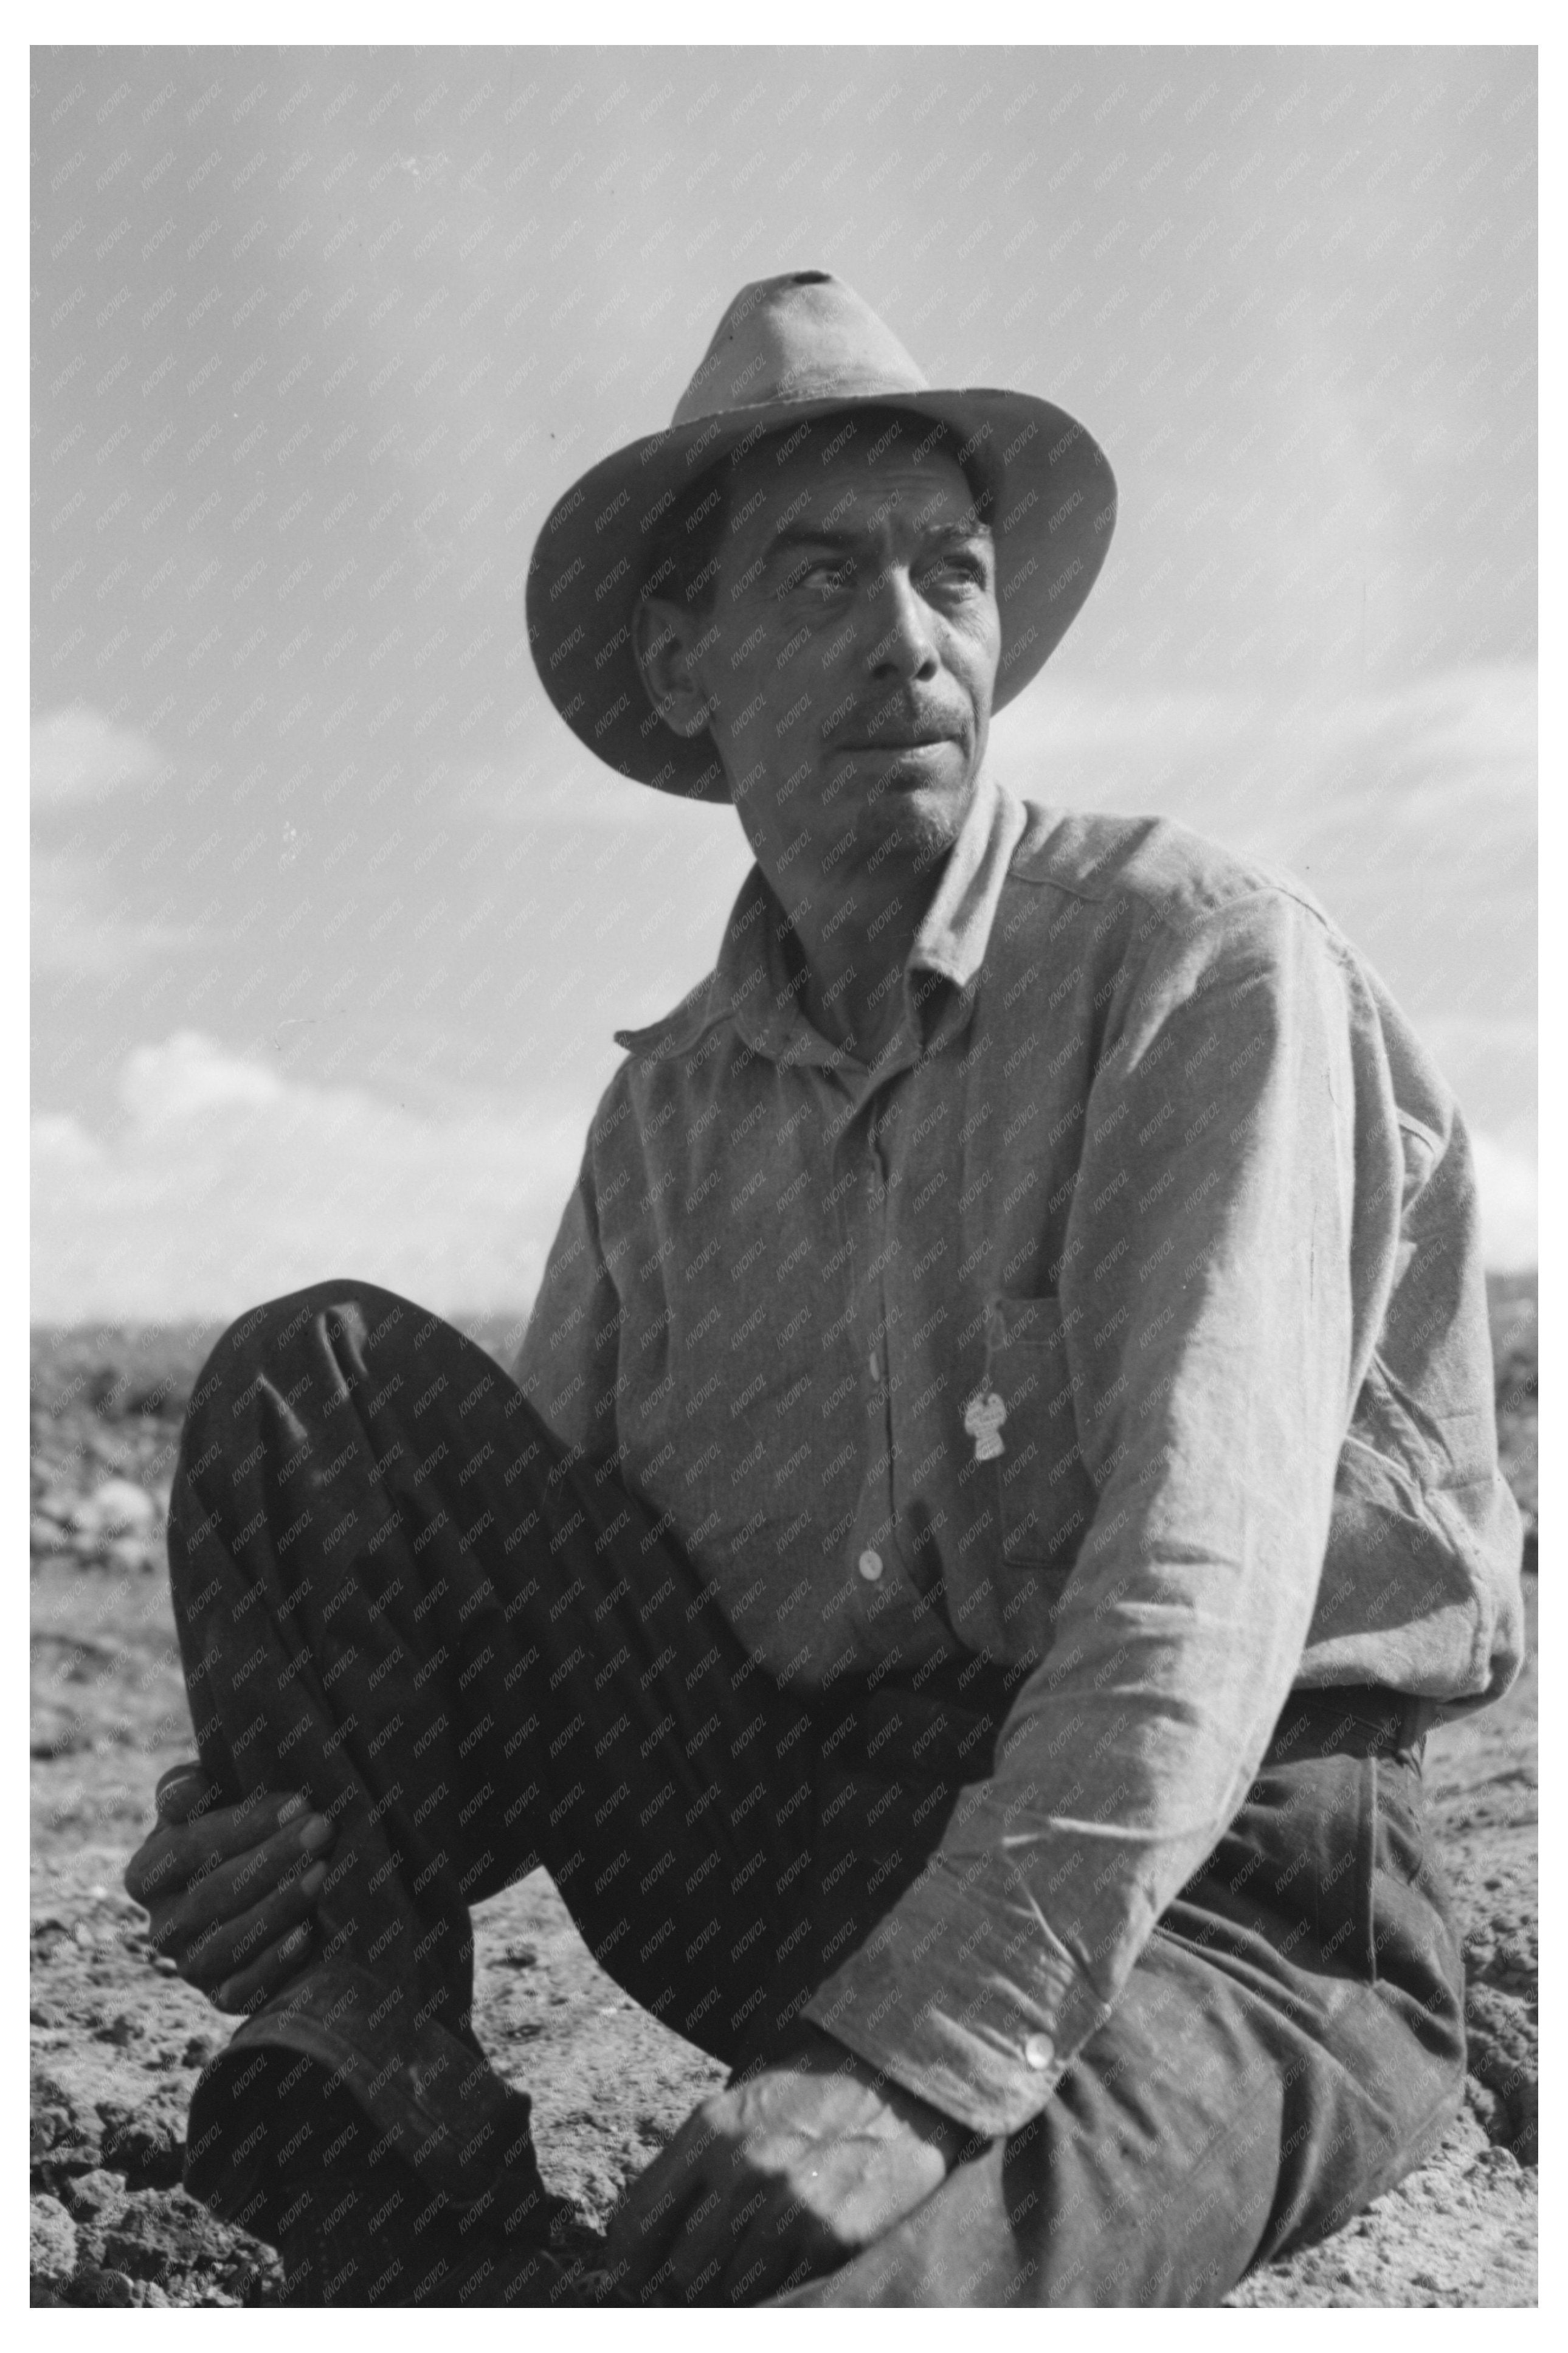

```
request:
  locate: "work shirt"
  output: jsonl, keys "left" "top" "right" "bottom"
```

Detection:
{"left": 514, "top": 764, "right": 1524, "bottom": 2138}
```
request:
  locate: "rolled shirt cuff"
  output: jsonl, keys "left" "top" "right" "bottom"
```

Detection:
{"left": 800, "top": 1862, "right": 1114, "bottom": 2140}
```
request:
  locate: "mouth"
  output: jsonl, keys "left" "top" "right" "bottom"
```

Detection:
{"left": 834, "top": 729, "right": 959, "bottom": 754}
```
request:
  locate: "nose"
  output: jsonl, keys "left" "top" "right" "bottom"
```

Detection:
{"left": 867, "top": 566, "right": 940, "bottom": 684}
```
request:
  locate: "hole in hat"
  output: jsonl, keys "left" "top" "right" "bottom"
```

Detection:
{"left": 790, "top": 271, "right": 831, "bottom": 285}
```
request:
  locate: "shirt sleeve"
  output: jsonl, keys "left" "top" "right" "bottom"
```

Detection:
{"left": 804, "top": 889, "right": 1396, "bottom": 2136}
{"left": 513, "top": 1127, "right": 624, "bottom": 1475}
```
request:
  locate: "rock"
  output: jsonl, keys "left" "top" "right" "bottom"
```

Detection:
{"left": 108, "top": 1534, "right": 162, "bottom": 1575}
{"left": 72, "top": 1478, "right": 158, "bottom": 1537}
{"left": 93, "top": 2012, "right": 145, "bottom": 2046}
{"left": 102, "top": 2189, "right": 255, "bottom": 2292}
{"left": 97, "top": 2099, "right": 186, "bottom": 2189}
{"left": 30, "top": 2193, "right": 79, "bottom": 2292}
{"left": 30, "top": 1705, "right": 88, "bottom": 1759}
{"left": 66, "top": 2267, "right": 136, "bottom": 2306}
{"left": 1465, "top": 1983, "right": 1538, "bottom": 2164}
{"left": 31, "top": 2076, "right": 104, "bottom": 2181}
{"left": 1465, "top": 2073, "right": 1512, "bottom": 2144}
{"left": 57, "top": 2169, "right": 131, "bottom": 2271}
{"left": 102, "top": 2214, "right": 176, "bottom": 2286}
{"left": 59, "top": 2167, "right": 131, "bottom": 2230}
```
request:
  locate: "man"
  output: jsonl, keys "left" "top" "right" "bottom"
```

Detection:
{"left": 126, "top": 272, "right": 1524, "bottom": 2307}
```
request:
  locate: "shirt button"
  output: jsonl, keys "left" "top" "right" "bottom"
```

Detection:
{"left": 857, "top": 1548, "right": 884, "bottom": 1583}
{"left": 868, "top": 1349, "right": 882, "bottom": 1380}
{"left": 1023, "top": 2033, "right": 1055, "bottom": 2072}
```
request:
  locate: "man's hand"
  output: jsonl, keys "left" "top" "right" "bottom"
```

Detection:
{"left": 122, "top": 1761, "right": 335, "bottom": 2014}
{"left": 604, "top": 2021, "right": 962, "bottom": 2305}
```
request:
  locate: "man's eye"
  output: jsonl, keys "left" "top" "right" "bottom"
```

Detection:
{"left": 778, "top": 558, "right": 851, "bottom": 599}
{"left": 920, "top": 555, "right": 988, "bottom": 591}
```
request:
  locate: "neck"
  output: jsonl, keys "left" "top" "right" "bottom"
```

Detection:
{"left": 769, "top": 831, "right": 947, "bottom": 1063}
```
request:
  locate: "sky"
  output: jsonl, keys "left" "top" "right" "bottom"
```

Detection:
{"left": 32, "top": 43, "right": 1538, "bottom": 1321}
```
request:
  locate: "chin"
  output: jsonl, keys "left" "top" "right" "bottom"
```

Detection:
{"left": 863, "top": 768, "right": 974, "bottom": 854}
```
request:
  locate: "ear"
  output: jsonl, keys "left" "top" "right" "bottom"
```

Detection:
{"left": 633, "top": 596, "right": 716, "bottom": 740}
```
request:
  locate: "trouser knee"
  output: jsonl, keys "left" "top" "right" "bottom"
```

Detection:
{"left": 169, "top": 1280, "right": 425, "bottom": 1620}
{"left": 184, "top": 1278, "right": 416, "bottom": 1430}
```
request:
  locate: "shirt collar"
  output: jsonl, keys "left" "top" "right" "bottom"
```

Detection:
{"left": 908, "top": 763, "right": 1028, "bottom": 993}
{"left": 615, "top": 766, "right": 1029, "bottom": 1070}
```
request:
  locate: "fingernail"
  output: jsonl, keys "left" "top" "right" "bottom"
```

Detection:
{"left": 281, "top": 1919, "right": 313, "bottom": 1953}
{"left": 299, "top": 1815, "right": 334, "bottom": 1851}
{"left": 278, "top": 1795, "right": 308, "bottom": 1826}
{"left": 299, "top": 1862, "right": 328, "bottom": 1899}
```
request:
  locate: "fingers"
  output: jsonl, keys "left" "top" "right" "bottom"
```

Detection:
{"left": 606, "top": 2124, "right": 711, "bottom": 2292}
{"left": 660, "top": 2147, "right": 811, "bottom": 2306}
{"left": 149, "top": 1826, "right": 330, "bottom": 1963}
{"left": 154, "top": 1761, "right": 215, "bottom": 1825}
{"left": 717, "top": 2181, "right": 832, "bottom": 2306}
{"left": 173, "top": 1856, "right": 329, "bottom": 1993}
{"left": 644, "top": 2163, "right": 815, "bottom": 2307}
{"left": 125, "top": 1786, "right": 316, "bottom": 1906}
{"left": 651, "top": 2172, "right": 744, "bottom": 2304}
{"left": 131, "top": 1784, "right": 337, "bottom": 2019}
{"left": 209, "top": 1910, "right": 322, "bottom": 2015}
{"left": 153, "top": 1813, "right": 334, "bottom": 1946}
{"left": 123, "top": 1762, "right": 216, "bottom": 1903}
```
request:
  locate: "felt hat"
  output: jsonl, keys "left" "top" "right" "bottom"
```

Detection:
{"left": 525, "top": 270, "right": 1117, "bottom": 802}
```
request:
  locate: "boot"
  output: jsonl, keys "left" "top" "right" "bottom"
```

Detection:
{"left": 272, "top": 2104, "right": 572, "bottom": 2306}
{"left": 184, "top": 1963, "right": 572, "bottom": 2295}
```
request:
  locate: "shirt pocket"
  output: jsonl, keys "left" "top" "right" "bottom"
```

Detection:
{"left": 989, "top": 1292, "right": 1093, "bottom": 1575}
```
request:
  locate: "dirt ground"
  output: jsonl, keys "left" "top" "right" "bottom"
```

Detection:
{"left": 30, "top": 1305, "right": 1538, "bottom": 2307}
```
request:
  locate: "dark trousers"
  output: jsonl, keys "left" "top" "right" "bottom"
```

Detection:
{"left": 169, "top": 1283, "right": 1467, "bottom": 2306}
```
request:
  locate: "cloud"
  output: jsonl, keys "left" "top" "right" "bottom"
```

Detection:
{"left": 31, "top": 850, "right": 213, "bottom": 977}
{"left": 30, "top": 708, "right": 170, "bottom": 808}
{"left": 1468, "top": 1126, "right": 1539, "bottom": 1274}
{"left": 446, "top": 734, "right": 742, "bottom": 844}
{"left": 1417, "top": 1017, "right": 1538, "bottom": 1144}
{"left": 988, "top": 661, "right": 1535, "bottom": 849}
{"left": 31, "top": 707, "right": 213, "bottom": 976}
{"left": 118, "top": 1033, "right": 285, "bottom": 1121}
{"left": 31, "top": 1033, "right": 588, "bottom": 1326}
{"left": 1361, "top": 664, "right": 1536, "bottom": 782}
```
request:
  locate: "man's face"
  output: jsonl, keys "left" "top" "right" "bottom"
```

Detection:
{"left": 646, "top": 429, "right": 1001, "bottom": 884}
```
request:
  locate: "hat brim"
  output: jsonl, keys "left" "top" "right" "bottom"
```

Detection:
{"left": 525, "top": 388, "right": 1117, "bottom": 802}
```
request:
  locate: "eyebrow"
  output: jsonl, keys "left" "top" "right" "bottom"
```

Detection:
{"left": 765, "top": 526, "right": 859, "bottom": 557}
{"left": 762, "top": 520, "right": 993, "bottom": 563}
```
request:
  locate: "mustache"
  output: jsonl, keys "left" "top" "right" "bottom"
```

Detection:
{"left": 825, "top": 693, "right": 969, "bottom": 749}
